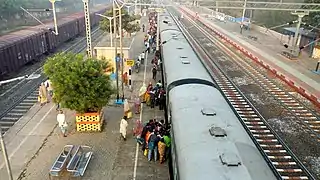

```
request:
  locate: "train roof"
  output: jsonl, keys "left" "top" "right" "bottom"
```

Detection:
{"left": 0, "top": 28, "right": 44, "bottom": 48}
{"left": 169, "top": 84, "right": 277, "bottom": 180}
{"left": 160, "top": 14, "right": 214, "bottom": 88}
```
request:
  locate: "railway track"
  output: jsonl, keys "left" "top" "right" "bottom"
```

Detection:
{"left": 0, "top": 28, "right": 104, "bottom": 135}
{"left": 168, "top": 9, "right": 317, "bottom": 180}
{"left": 185, "top": 19, "right": 320, "bottom": 139}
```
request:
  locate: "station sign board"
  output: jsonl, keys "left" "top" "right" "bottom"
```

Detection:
{"left": 126, "top": 60, "right": 135, "bottom": 66}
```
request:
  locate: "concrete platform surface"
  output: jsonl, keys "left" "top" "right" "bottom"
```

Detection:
{"left": 181, "top": 6, "right": 320, "bottom": 106}
{"left": 0, "top": 16, "right": 168, "bottom": 180}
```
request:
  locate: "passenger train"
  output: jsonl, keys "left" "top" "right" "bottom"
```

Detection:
{"left": 159, "top": 10, "right": 277, "bottom": 180}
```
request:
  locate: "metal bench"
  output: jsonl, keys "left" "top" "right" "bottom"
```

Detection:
{"left": 49, "top": 145, "right": 75, "bottom": 178}
{"left": 281, "top": 51, "right": 298, "bottom": 60}
{"left": 66, "top": 145, "right": 93, "bottom": 177}
{"left": 247, "top": 35, "right": 258, "bottom": 41}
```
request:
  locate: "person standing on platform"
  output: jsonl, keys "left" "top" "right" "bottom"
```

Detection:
{"left": 134, "top": 96, "right": 141, "bottom": 114}
{"left": 163, "top": 133, "right": 171, "bottom": 159}
{"left": 45, "top": 79, "right": 53, "bottom": 101}
{"left": 57, "top": 110, "right": 68, "bottom": 137}
{"left": 140, "top": 51, "right": 145, "bottom": 64}
{"left": 158, "top": 138, "right": 166, "bottom": 164}
{"left": 120, "top": 116, "right": 128, "bottom": 141}
{"left": 146, "top": 41, "right": 150, "bottom": 53}
{"left": 123, "top": 99, "right": 131, "bottom": 118}
{"left": 142, "top": 24, "right": 145, "bottom": 32}
{"left": 152, "top": 65, "right": 157, "bottom": 80}
{"left": 38, "top": 83, "right": 48, "bottom": 106}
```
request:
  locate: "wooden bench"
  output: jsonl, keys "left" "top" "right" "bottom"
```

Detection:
{"left": 66, "top": 145, "right": 93, "bottom": 178}
{"left": 49, "top": 145, "right": 75, "bottom": 179}
{"left": 247, "top": 35, "right": 258, "bottom": 41}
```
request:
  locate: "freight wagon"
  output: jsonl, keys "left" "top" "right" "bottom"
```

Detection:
{"left": 0, "top": 5, "right": 109, "bottom": 79}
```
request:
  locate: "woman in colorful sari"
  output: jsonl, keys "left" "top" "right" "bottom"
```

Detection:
{"left": 38, "top": 83, "right": 48, "bottom": 106}
{"left": 123, "top": 99, "right": 131, "bottom": 118}
{"left": 139, "top": 84, "right": 147, "bottom": 103}
{"left": 145, "top": 82, "right": 153, "bottom": 106}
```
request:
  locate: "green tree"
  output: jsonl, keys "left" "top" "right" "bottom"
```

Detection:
{"left": 43, "top": 52, "right": 115, "bottom": 113}
{"left": 99, "top": 8, "right": 141, "bottom": 34}
{"left": 303, "top": 0, "right": 320, "bottom": 27}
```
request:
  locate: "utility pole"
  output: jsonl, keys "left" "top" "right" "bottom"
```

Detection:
{"left": 95, "top": 13, "right": 114, "bottom": 47}
{"left": 20, "top": 0, "right": 60, "bottom": 35}
{"left": 83, "top": 0, "right": 93, "bottom": 58}
{"left": 215, "top": 1, "right": 218, "bottom": 17}
{"left": 156, "top": 11, "right": 160, "bottom": 51}
{"left": 0, "top": 126, "right": 13, "bottom": 180}
{"left": 113, "top": 0, "right": 120, "bottom": 102}
{"left": 49, "top": 0, "right": 58, "bottom": 35}
{"left": 241, "top": 0, "right": 247, "bottom": 24}
{"left": 291, "top": 11, "right": 309, "bottom": 52}
{"left": 119, "top": 5, "right": 125, "bottom": 101}
{"left": 134, "top": 0, "right": 138, "bottom": 15}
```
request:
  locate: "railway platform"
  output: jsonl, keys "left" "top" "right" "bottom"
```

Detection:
{"left": 0, "top": 16, "right": 168, "bottom": 180}
{"left": 181, "top": 6, "right": 320, "bottom": 107}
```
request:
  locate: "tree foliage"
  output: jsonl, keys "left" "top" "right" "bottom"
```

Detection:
{"left": 99, "top": 8, "right": 141, "bottom": 34}
{"left": 303, "top": 0, "right": 320, "bottom": 27}
{"left": 43, "top": 52, "right": 115, "bottom": 113}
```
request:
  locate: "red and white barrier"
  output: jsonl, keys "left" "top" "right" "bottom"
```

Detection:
{"left": 179, "top": 6, "right": 320, "bottom": 108}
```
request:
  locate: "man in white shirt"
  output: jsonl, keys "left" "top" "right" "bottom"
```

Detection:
{"left": 140, "top": 52, "right": 145, "bottom": 64}
{"left": 57, "top": 110, "right": 67, "bottom": 137}
{"left": 119, "top": 116, "right": 128, "bottom": 141}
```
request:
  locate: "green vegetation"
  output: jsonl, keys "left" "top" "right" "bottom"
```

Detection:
{"left": 303, "top": 0, "right": 320, "bottom": 27}
{"left": 99, "top": 8, "right": 141, "bottom": 34}
{"left": 43, "top": 52, "right": 115, "bottom": 113}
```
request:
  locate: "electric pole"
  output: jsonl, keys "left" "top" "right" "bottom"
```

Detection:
{"left": 119, "top": 5, "right": 125, "bottom": 101}
{"left": 83, "top": 0, "right": 93, "bottom": 58}
{"left": 291, "top": 11, "right": 309, "bottom": 52}
{"left": 113, "top": 0, "right": 120, "bottom": 102}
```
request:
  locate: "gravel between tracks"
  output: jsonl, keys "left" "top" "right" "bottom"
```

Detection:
{"left": 178, "top": 14, "right": 320, "bottom": 178}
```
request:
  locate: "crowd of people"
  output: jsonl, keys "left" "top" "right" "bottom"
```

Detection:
{"left": 119, "top": 12, "right": 172, "bottom": 165}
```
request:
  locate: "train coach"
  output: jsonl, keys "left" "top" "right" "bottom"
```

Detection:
{"left": 0, "top": 5, "right": 109, "bottom": 79}
{"left": 159, "top": 11, "right": 277, "bottom": 180}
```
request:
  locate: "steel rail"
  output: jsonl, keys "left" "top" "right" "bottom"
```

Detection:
{"left": 180, "top": 15, "right": 320, "bottom": 139}
{"left": 168, "top": 8, "right": 316, "bottom": 180}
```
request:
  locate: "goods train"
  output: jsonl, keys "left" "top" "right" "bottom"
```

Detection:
{"left": 0, "top": 4, "right": 110, "bottom": 79}
{"left": 159, "top": 11, "right": 278, "bottom": 180}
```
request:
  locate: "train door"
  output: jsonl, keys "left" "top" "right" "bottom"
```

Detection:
{"left": 8, "top": 45, "right": 17, "bottom": 72}
{"left": 22, "top": 39, "right": 29, "bottom": 63}
{"left": 0, "top": 48, "right": 5, "bottom": 76}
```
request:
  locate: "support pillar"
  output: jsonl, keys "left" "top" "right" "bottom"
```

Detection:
{"left": 291, "top": 11, "right": 309, "bottom": 52}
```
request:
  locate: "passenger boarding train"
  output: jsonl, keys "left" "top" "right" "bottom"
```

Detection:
{"left": 159, "top": 10, "right": 277, "bottom": 180}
